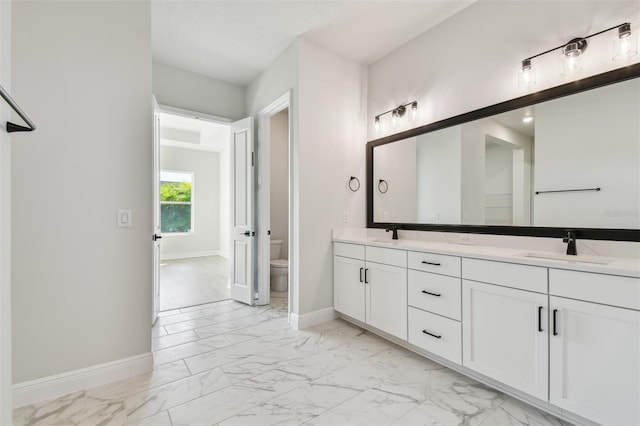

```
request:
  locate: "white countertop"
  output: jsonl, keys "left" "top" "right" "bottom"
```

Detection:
{"left": 332, "top": 230, "right": 640, "bottom": 278}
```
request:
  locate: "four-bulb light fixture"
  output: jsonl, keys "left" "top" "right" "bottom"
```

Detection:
{"left": 374, "top": 101, "right": 418, "bottom": 133}
{"left": 519, "top": 22, "right": 637, "bottom": 88}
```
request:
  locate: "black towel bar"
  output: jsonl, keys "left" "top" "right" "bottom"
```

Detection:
{"left": 0, "top": 84, "right": 36, "bottom": 133}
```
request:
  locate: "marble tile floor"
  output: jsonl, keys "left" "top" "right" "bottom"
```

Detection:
{"left": 14, "top": 292, "right": 571, "bottom": 426}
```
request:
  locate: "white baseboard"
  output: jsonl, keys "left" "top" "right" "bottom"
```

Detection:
{"left": 161, "top": 250, "right": 221, "bottom": 260}
{"left": 290, "top": 307, "right": 338, "bottom": 330}
{"left": 13, "top": 352, "right": 153, "bottom": 408}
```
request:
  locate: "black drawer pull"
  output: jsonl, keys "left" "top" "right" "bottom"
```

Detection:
{"left": 538, "top": 306, "right": 544, "bottom": 331}
{"left": 538, "top": 306, "right": 543, "bottom": 332}
{"left": 359, "top": 267, "right": 364, "bottom": 283}
{"left": 421, "top": 290, "right": 441, "bottom": 297}
{"left": 553, "top": 309, "right": 559, "bottom": 336}
{"left": 422, "top": 330, "right": 442, "bottom": 339}
{"left": 421, "top": 261, "right": 441, "bottom": 266}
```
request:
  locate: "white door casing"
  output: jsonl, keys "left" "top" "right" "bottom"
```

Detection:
{"left": 152, "top": 96, "right": 161, "bottom": 324}
{"left": 257, "top": 91, "right": 291, "bottom": 308}
{"left": 230, "top": 117, "right": 254, "bottom": 305}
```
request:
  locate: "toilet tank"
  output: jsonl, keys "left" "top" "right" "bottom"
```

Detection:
{"left": 270, "top": 239, "right": 282, "bottom": 260}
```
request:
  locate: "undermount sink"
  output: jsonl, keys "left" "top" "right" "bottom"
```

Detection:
{"left": 371, "top": 238, "right": 397, "bottom": 245}
{"left": 519, "top": 252, "right": 611, "bottom": 265}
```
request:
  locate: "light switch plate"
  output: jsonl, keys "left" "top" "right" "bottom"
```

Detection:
{"left": 118, "top": 209, "right": 132, "bottom": 227}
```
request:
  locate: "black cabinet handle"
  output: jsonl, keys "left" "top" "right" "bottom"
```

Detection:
{"left": 364, "top": 268, "right": 369, "bottom": 284}
{"left": 243, "top": 231, "right": 251, "bottom": 236}
{"left": 553, "top": 309, "right": 559, "bottom": 336}
{"left": 422, "top": 330, "right": 442, "bottom": 339}
{"left": 359, "top": 267, "right": 364, "bottom": 283}
{"left": 421, "top": 290, "right": 441, "bottom": 297}
{"left": 538, "top": 306, "right": 543, "bottom": 332}
{"left": 421, "top": 261, "right": 441, "bottom": 266}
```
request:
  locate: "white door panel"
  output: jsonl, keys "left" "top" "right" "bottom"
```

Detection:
{"left": 230, "top": 117, "right": 254, "bottom": 305}
{"left": 152, "top": 96, "right": 161, "bottom": 324}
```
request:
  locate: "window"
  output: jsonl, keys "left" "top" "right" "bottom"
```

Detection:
{"left": 160, "top": 171, "right": 193, "bottom": 234}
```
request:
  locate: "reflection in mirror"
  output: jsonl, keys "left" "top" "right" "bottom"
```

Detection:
{"left": 372, "top": 77, "right": 640, "bottom": 230}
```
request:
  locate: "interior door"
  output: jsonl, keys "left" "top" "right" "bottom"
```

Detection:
{"left": 230, "top": 117, "right": 254, "bottom": 305}
{"left": 152, "top": 97, "right": 162, "bottom": 323}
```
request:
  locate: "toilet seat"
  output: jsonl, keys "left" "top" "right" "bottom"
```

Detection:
{"left": 270, "top": 259, "right": 288, "bottom": 268}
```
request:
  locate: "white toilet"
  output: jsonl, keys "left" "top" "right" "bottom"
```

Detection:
{"left": 269, "top": 239, "right": 288, "bottom": 292}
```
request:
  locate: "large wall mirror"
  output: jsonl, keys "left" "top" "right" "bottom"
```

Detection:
{"left": 367, "top": 64, "right": 640, "bottom": 241}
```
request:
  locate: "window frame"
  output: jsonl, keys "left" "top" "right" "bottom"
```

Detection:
{"left": 160, "top": 169, "right": 195, "bottom": 236}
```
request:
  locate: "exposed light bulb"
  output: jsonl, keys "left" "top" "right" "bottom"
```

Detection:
{"left": 561, "top": 41, "right": 585, "bottom": 76}
{"left": 410, "top": 102, "right": 418, "bottom": 121}
{"left": 612, "top": 23, "right": 637, "bottom": 60}
{"left": 374, "top": 116, "right": 380, "bottom": 133}
{"left": 392, "top": 110, "right": 398, "bottom": 128}
{"left": 518, "top": 59, "right": 536, "bottom": 88}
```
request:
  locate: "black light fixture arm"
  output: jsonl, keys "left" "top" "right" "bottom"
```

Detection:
{"left": 375, "top": 101, "right": 418, "bottom": 121}
{"left": 0, "top": 84, "right": 36, "bottom": 133}
{"left": 522, "top": 22, "right": 631, "bottom": 64}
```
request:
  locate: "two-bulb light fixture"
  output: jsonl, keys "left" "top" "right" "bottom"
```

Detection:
{"left": 519, "top": 22, "right": 637, "bottom": 88}
{"left": 374, "top": 101, "right": 418, "bottom": 133}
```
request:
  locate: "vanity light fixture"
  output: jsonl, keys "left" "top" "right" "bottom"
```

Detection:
{"left": 613, "top": 23, "right": 638, "bottom": 60}
{"left": 519, "top": 22, "right": 635, "bottom": 88}
{"left": 374, "top": 101, "right": 418, "bottom": 133}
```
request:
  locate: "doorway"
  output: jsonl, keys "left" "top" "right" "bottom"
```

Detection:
{"left": 257, "top": 92, "right": 292, "bottom": 314}
{"left": 155, "top": 107, "right": 232, "bottom": 312}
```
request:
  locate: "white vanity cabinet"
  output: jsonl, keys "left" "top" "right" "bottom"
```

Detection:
{"left": 462, "top": 259, "right": 549, "bottom": 400}
{"left": 333, "top": 238, "right": 640, "bottom": 426}
{"left": 333, "top": 246, "right": 365, "bottom": 322}
{"left": 365, "top": 247, "right": 408, "bottom": 339}
{"left": 407, "top": 251, "right": 462, "bottom": 364}
{"left": 333, "top": 243, "right": 407, "bottom": 340}
{"left": 549, "top": 270, "right": 640, "bottom": 426}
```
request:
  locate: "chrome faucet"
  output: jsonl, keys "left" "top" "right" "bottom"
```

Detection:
{"left": 385, "top": 225, "right": 399, "bottom": 240}
{"left": 563, "top": 230, "right": 577, "bottom": 255}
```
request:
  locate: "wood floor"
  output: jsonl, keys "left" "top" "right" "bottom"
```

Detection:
{"left": 160, "top": 256, "right": 230, "bottom": 311}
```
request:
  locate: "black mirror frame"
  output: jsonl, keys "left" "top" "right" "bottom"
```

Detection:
{"left": 367, "top": 63, "right": 640, "bottom": 242}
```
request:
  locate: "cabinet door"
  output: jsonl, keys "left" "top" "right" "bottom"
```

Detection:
{"left": 462, "top": 280, "right": 548, "bottom": 400}
{"left": 366, "top": 261, "right": 407, "bottom": 340}
{"left": 333, "top": 255, "right": 365, "bottom": 322}
{"left": 550, "top": 296, "right": 640, "bottom": 426}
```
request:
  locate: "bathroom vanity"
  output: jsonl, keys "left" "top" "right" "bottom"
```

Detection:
{"left": 332, "top": 234, "right": 639, "bottom": 426}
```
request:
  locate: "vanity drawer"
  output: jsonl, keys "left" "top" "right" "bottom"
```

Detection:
{"left": 462, "top": 258, "right": 547, "bottom": 294}
{"left": 366, "top": 246, "right": 406, "bottom": 268}
{"left": 550, "top": 269, "right": 640, "bottom": 311}
{"left": 408, "top": 270, "right": 461, "bottom": 320}
{"left": 408, "top": 307, "right": 461, "bottom": 364}
{"left": 408, "top": 251, "right": 461, "bottom": 277}
{"left": 334, "top": 242, "right": 365, "bottom": 260}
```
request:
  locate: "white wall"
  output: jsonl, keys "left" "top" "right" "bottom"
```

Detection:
{"left": 368, "top": 1, "right": 640, "bottom": 140}
{"left": 153, "top": 61, "right": 246, "bottom": 121}
{"left": 460, "top": 119, "right": 532, "bottom": 225}
{"left": 297, "top": 38, "right": 367, "bottom": 316}
{"left": 534, "top": 78, "right": 640, "bottom": 229}
{"left": 373, "top": 137, "right": 417, "bottom": 223}
{"left": 0, "top": 0, "right": 11, "bottom": 419}
{"left": 270, "top": 109, "right": 289, "bottom": 257}
{"left": 160, "top": 147, "right": 221, "bottom": 259}
{"left": 416, "top": 126, "right": 462, "bottom": 224}
{"left": 11, "top": 1, "right": 152, "bottom": 383}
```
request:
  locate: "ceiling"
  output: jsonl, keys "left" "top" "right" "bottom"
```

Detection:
{"left": 152, "top": 0, "right": 476, "bottom": 86}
